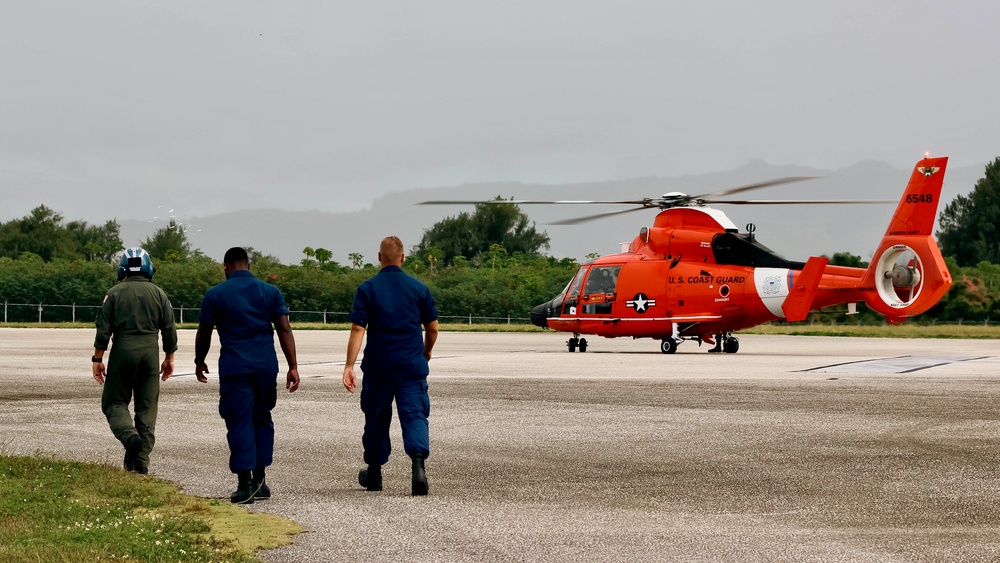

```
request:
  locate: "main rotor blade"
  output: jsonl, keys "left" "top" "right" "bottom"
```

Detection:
{"left": 693, "top": 176, "right": 818, "bottom": 200}
{"left": 701, "top": 199, "right": 896, "bottom": 205}
{"left": 418, "top": 199, "right": 653, "bottom": 206}
{"left": 547, "top": 206, "right": 650, "bottom": 225}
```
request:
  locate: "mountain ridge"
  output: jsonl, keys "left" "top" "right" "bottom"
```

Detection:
{"left": 118, "top": 159, "right": 984, "bottom": 265}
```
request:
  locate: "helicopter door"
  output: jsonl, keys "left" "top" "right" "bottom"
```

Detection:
{"left": 560, "top": 266, "right": 589, "bottom": 317}
{"left": 580, "top": 265, "right": 622, "bottom": 316}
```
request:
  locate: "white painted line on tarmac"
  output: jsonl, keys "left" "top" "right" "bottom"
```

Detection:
{"left": 803, "top": 355, "right": 989, "bottom": 374}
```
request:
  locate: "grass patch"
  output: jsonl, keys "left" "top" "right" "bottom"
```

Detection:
{"left": 0, "top": 454, "right": 301, "bottom": 562}
{"left": 738, "top": 323, "right": 1000, "bottom": 339}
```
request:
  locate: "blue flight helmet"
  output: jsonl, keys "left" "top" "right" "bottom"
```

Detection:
{"left": 117, "top": 247, "right": 156, "bottom": 281}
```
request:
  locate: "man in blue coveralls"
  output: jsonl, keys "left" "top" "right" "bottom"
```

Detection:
{"left": 194, "top": 247, "right": 300, "bottom": 504}
{"left": 343, "top": 236, "right": 439, "bottom": 495}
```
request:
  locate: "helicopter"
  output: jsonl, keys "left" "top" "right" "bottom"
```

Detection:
{"left": 421, "top": 155, "right": 952, "bottom": 354}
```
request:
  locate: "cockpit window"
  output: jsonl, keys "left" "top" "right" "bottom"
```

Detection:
{"left": 566, "top": 266, "right": 588, "bottom": 298}
{"left": 584, "top": 266, "right": 621, "bottom": 295}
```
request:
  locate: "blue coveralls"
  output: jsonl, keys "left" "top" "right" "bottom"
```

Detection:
{"left": 348, "top": 265, "right": 438, "bottom": 464}
{"left": 199, "top": 270, "right": 289, "bottom": 473}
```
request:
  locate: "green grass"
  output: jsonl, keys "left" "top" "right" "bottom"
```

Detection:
{"left": 0, "top": 454, "right": 300, "bottom": 562}
{"left": 738, "top": 323, "right": 1000, "bottom": 339}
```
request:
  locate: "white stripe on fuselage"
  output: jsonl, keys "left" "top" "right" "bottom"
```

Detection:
{"left": 753, "top": 268, "right": 790, "bottom": 319}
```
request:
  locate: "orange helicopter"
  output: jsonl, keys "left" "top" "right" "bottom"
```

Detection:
{"left": 424, "top": 155, "right": 952, "bottom": 353}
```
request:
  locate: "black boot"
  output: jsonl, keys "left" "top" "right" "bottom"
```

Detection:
{"left": 252, "top": 467, "right": 270, "bottom": 499}
{"left": 411, "top": 455, "right": 428, "bottom": 496}
{"left": 358, "top": 464, "right": 382, "bottom": 491}
{"left": 230, "top": 471, "right": 255, "bottom": 504}
{"left": 123, "top": 435, "right": 142, "bottom": 472}
{"left": 708, "top": 334, "right": 723, "bottom": 353}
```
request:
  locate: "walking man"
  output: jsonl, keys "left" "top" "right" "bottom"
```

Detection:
{"left": 343, "top": 236, "right": 439, "bottom": 495}
{"left": 92, "top": 247, "right": 177, "bottom": 474}
{"left": 194, "top": 247, "right": 300, "bottom": 504}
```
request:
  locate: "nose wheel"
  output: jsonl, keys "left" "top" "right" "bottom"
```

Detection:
{"left": 567, "top": 335, "right": 588, "bottom": 352}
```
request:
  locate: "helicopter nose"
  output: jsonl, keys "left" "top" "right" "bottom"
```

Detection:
{"left": 530, "top": 301, "right": 551, "bottom": 328}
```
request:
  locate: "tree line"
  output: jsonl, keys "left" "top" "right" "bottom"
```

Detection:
{"left": 0, "top": 199, "right": 573, "bottom": 322}
{"left": 3, "top": 159, "right": 1000, "bottom": 324}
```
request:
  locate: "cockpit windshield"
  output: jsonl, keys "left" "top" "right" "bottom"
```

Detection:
{"left": 565, "top": 266, "right": 588, "bottom": 298}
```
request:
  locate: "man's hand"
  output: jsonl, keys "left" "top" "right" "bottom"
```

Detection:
{"left": 195, "top": 362, "right": 210, "bottom": 384}
{"left": 159, "top": 358, "right": 175, "bottom": 381}
{"left": 343, "top": 366, "right": 357, "bottom": 393}
{"left": 286, "top": 366, "right": 300, "bottom": 393}
{"left": 92, "top": 361, "right": 106, "bottom": 385}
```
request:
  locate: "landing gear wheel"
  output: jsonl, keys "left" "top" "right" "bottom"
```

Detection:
{"left": 578, "top": 338, "right": 588, "bottom": 352}
{"left": 660, "top": 338, "right": 677, "bottom": 354}
{"left": 567, "top": 337, "right": 578, "bottom": 352}
{"left": 723, "top": 337, "right": 739, "bottom": 354}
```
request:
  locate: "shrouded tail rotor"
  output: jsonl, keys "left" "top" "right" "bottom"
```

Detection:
{"left": 874, "top": 244, "right": 924, "bottom": 308}
{"left": 862, "top": 156, "right": 952, "bottom": 322}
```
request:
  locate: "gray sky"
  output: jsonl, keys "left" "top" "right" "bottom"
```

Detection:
{"left": 2, "top": 1, "right": 997, "bottom": 231}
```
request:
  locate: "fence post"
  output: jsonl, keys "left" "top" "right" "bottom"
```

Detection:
{"left": 507, "top": 315, "right": 510, "bottom": 325}
{"left": 468, "top": 314, "right": 472, "bottom": 325}
{"left": 38, "top": 303, "right": 43, "bottom": 323}
{"left": 72, "top": 303, "right": 76, "bottom": 323}
{"left": 3, "top": 301, "right": 6, "bottom": 323}
{"left": 324, "top": 310, "right": 327, "bottom": 324}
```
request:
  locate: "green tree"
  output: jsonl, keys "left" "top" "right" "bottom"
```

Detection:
{"left": 142, "top": 219, "right": 192, "bottom": 262}
{"left": 301, "top": 247, "right": 317, "bottom": 267}
{"left": 937, "top": 157, "right": 1000, "bottom": 266}
{"left": 827, "top": 252, "right": 867, "bottom": 268}
{"left": 0, "top": 205, "right": 80, "bottom": 261}
{"left": 314, "top": 248, "right": 333, "bottom": 266}
{"left": 245, "top": 246, "right": 284, "bottom": 270}
{"left": 348, "top": 252, "right": 365, "bottom": 269}
{"left": 488, "top": 243, "right": 507, "bottom": 270}
{"left": 415, "top": 198, "right": 550, "bottom": 264}
{"left": 68, "top": 219, "right": 124, "bottom": 262}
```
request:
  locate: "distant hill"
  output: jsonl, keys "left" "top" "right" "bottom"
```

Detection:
{"left": 119, "top": 160, "right": 985, "bottom": 265}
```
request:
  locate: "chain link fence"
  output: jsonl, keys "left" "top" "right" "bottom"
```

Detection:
{"left": 0, "top": 302, "right": 535, "bottom": 325}
{"left": 5, "top": 301, "right": 1000, "bottom": 327}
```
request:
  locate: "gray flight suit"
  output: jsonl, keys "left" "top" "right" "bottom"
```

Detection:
{"left": 94, "top": 276, "right": 177, "bottom": 469}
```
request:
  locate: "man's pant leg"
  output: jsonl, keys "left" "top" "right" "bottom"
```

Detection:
{"left": 102, "top": 347, "right": 140, "bottom": 446}
{"left": 250, "top": 373, "right": 278, "bottom": 469}
{"left": 396, "top": 378, "right": 430, "bottom": 459}
{"left": 219, "top": 374, "right": 255, "bottom": 472}
{"left": 360, "top": 377, "right": 394, "bottom": 465}
{"left": 132, "top": 347, "right": 160, "bottom": 468}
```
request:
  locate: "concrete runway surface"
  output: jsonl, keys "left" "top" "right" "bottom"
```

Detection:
{"left": 2, "top": 328, "right": 1000, "bottom": 562}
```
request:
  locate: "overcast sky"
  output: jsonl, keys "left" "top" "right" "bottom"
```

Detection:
{"left": 2, "top": 0, "right": 997, "bottom": 227}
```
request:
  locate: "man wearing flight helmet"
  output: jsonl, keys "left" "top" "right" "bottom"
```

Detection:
{"left": 92, "top": 247, "right": 178, "bottom": 474}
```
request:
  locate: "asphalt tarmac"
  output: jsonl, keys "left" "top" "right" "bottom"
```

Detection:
{"left": 2, "top": 328, "right": 999, "bottom": 562}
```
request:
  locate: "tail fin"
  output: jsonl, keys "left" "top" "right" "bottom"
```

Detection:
{"left": 862, "top": 156, "right": 952, "bottom": 322}
{"left": 782, "top": 256, "right": 828, "bottom": 322}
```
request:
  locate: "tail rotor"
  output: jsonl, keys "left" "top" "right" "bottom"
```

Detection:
{"left": 874, "top": 244, "right": 924, "bottom": 308}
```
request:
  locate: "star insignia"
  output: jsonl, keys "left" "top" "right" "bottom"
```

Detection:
{"left": 627, "top": 293, "right": 656, "bottom": 314}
